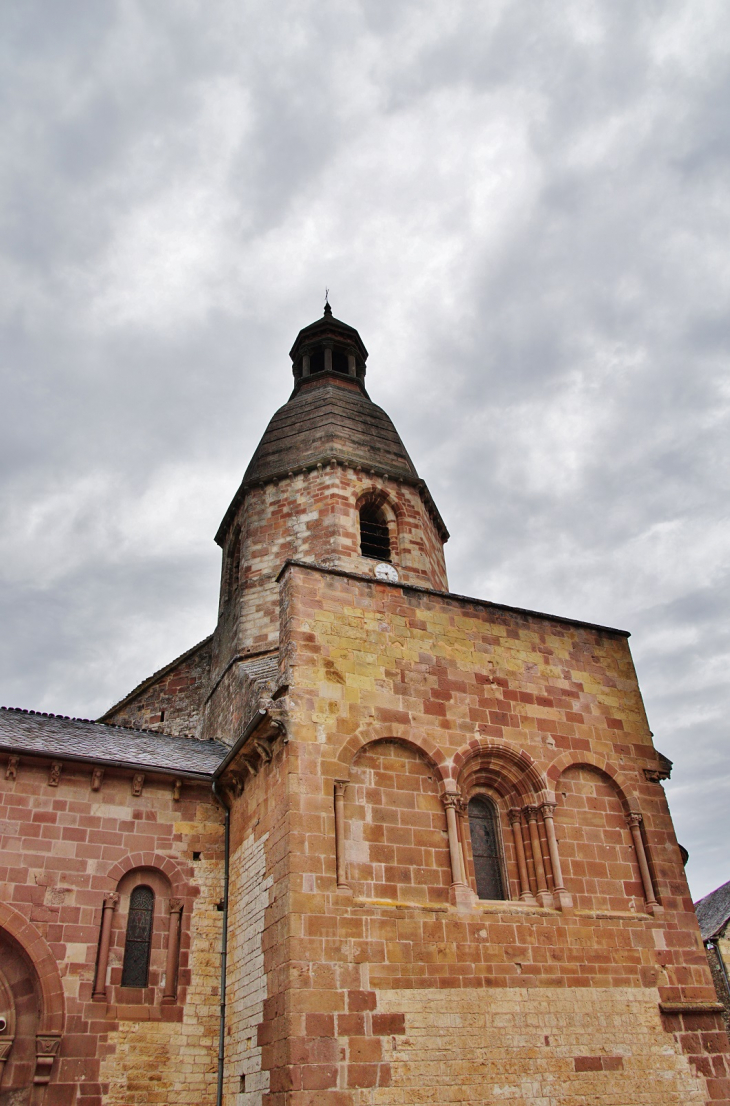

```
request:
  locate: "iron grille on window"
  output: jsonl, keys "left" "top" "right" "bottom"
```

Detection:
{"left": 121, "top": 885, "right": 154, "bottom": 987}
{"left": 359, "top": 506, "right": 391, "bottom": 561}
{"left": 468, "top": 797, "right": 505, "bottom": 900}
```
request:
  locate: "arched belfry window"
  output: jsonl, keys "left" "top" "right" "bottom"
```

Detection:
{"left": 121, "top": 885, "right": 154, "bottom": 987}
{"left": 359, "top": 503, "right": 391, "bottom": 561}
{"left": 468, "top": 796, "right": 505, "bottom": 900}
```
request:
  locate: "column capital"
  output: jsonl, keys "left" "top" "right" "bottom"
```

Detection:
{"left": 334, "top": 779, "right": 349, "bottom": 799}
{"left": 103, "top": 893, "right": 120, "bottom": 910}
{"left": 523, "top": 804, "right": 539, "bottom": 823}
{"left": 508, "top": 807, "right": 523, "bottom": 825}
{"left": 441, "top": 792, "right": 462, "bottom": 811}
{"left": 169, "top": 898, "right": 184, "bottom": 915}
{"left": 540, "top": 801, "right": 557, "bottom": 819}
{"left": 626, "top": 811, "right": 643, "bottom": 828}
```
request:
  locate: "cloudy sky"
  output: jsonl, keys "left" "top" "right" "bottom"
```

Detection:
{"left": 1, "top": 0, "right": 728, "bottom": 898}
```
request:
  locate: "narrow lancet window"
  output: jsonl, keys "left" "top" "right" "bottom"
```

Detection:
{"left": 359, "top": 504, "right": 391, "bottom": 561}
{"left": 468, "top": 797, "right": 505, "bottom": 900}
{"left": 121, "top": 885, "right": 154, "bottom": 987}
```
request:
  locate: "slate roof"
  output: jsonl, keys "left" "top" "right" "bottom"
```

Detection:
{"left": 242, "top": 373, "right": 419, "bottom": 486}
{"left": 239, "top": 653, "right": 279, "bottom": 684}
{"left": 695, "top": 879, "right": 730, "bottom": 940}
{"left": 0, "top": 707, "right": 228, "bottom": 778}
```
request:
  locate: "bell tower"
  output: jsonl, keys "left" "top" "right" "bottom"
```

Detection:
{"left": 203, "top": 303, "right": 449, "bottom": 743}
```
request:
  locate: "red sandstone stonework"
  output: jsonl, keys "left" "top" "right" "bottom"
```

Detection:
{"left": 1, "top": 308, "right": 726, "bottom": 1104}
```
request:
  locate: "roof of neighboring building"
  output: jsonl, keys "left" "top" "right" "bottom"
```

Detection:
{"left": 0, "top": 706, "right": 228, "bottom": 779}
{"left": 695, "top": 879, "right": 730, "bottom": 940}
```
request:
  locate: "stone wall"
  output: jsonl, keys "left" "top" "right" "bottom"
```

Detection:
{"left": 209, "top": 462, "right": 448, "bottom": 694}
{"left": 100, "top": 637, "right": 213, "bottom": 739}
{"left": 0, "top": 756, "right": 223, "bottom": 1104}
{"left": 251, "top": 560, "right": 730, "bottom": 1106}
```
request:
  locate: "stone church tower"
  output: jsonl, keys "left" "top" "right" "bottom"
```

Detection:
{"left": 1, "top": 304, "right": 728, "bottom": 1105}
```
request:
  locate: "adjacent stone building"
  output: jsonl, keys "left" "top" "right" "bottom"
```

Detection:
{"left": 1, "top": 303, "right": 728, "bottom": 1105}
{"left": 696, "top": 880, "right": 730, "bottom": 1031}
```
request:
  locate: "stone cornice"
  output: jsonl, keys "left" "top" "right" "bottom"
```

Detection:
{"left": 276, "top": 559, "right": 630, "bottom": 638}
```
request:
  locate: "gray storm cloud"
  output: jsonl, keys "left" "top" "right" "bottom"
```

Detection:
{"left": 0, "top": 0, "right": 728, "bottom": 897}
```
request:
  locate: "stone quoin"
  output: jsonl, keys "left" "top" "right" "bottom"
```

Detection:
{"left": 1, "top": 302, "right": 727, "bottom": 1105}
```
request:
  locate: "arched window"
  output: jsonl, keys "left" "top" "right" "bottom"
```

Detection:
{"left": 468, "top": 796, "right": 505, "bottom": 900}
{"left": 121, "top": 885, "right": 154, "bottom": 987}
{"left": 359, "top": 503, "right": 391, "bottom": 561}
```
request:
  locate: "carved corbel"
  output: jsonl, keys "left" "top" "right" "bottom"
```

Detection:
{"left": 644, "top": 751, "right": 673, "bottom": 782}
{"left": 241, "top": 755, "right": 259, "bottom": 777}
{"left": 131, "top": 773, "right": 145, "bottom": 797}
{"left": 33, "top": 1033, "right": 62, "bottom": 1085}
{"left": 5, "top": 756, "right": 18, "bottom": 781}
{"left": 48, "top": 762, "right": 62, "bottom": 787}
{"left": 254, "top": 738, "right": 273, "bottom": 764}
{"left": 0, "top": 1034, "right": 15, "bottom": 1078}
{"left": 172, "top": 778, "right": 183, "bottom": 801}
{"left": 91, "top": 766, "right": 104, "bottom": 791}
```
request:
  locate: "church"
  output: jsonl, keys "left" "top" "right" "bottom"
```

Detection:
{"left": 1, "top": 304, "right": 728, "bottom": 1105}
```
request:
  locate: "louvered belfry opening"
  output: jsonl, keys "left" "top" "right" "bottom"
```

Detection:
{"left": 121, "top": 885, "right": 155, "bottom": 987}
{"left": 468, "top": 796, "right": 506, "bottom": 900}
{"left": 359, "top": 504, "right": 391, "bottom": 561}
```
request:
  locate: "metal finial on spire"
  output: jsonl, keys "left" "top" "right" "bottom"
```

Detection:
{"left": 324, "top": 288, "right": 332, "bottom": 316}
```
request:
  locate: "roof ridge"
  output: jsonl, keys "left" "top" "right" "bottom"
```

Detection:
{"left": 0, "top": 705, "right": 220, "bottom": 744}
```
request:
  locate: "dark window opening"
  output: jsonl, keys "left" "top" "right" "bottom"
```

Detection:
{"left": 468, "top": 796, "right": 505, "bottom": 900}
{"left": 159, "top": 710, "right": 165, "bottom": 723}
{"left": 310, "top": 348, "right": 325, "bottom": 374}
{"left": 359, "top": 504, "right": 391, "bottom": 561}
{"left": 332, "top": 349, "right": 348, "bottom": 375}
{"left": 239, "top": 1075, "right": 246, "bottom": 1092}
{"left": 121, "top": 885, "right": 154, "bottom": 987}
{"left": 226, "top": 533, "right": 241, "bottom": 601}
{"left": 193, "top": 851, "right": 202, "bottom": 861}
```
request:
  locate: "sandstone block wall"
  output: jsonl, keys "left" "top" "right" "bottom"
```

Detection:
{"left": 0, "top": 757, "right": 223, "bottom": 1104}
{"left": 209, "top": 463, "right": 448, "bottom": 696}
{"left": 234, "top": 561, "right": 730, "bottom": 1106}
{"left": 100, "top": 637, "right": 213, "bottom": 739}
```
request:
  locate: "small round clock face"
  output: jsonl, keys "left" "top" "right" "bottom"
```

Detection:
{"left": 374, "top": 562, "right": 399, "bottom": 583}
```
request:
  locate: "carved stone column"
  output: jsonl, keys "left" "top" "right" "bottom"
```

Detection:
{"left": 540, "top": 802, "right": 572, "bottom": 910}
{"left": 626, "top": 812, "right": 661, "bottom": 913}
{"left": 162, "top": 899, "right": 183, "bottom": 1004}
{"left": 442, "top": 793, "right": 466, "bottom": 885}
{"left": 334, "top": 780, "right": 350, "bottom": 890}
{"left": 92, "top": 893, "right": 119, "bottom": 1001}
{"left": 524, "top": 806, "right": 553, "bottom": 908}
{"left": 442, "top": 792, "right": 474, "bottom": 911}
{"left": 508, "top": 808, "right": 536, "bottom": 903}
